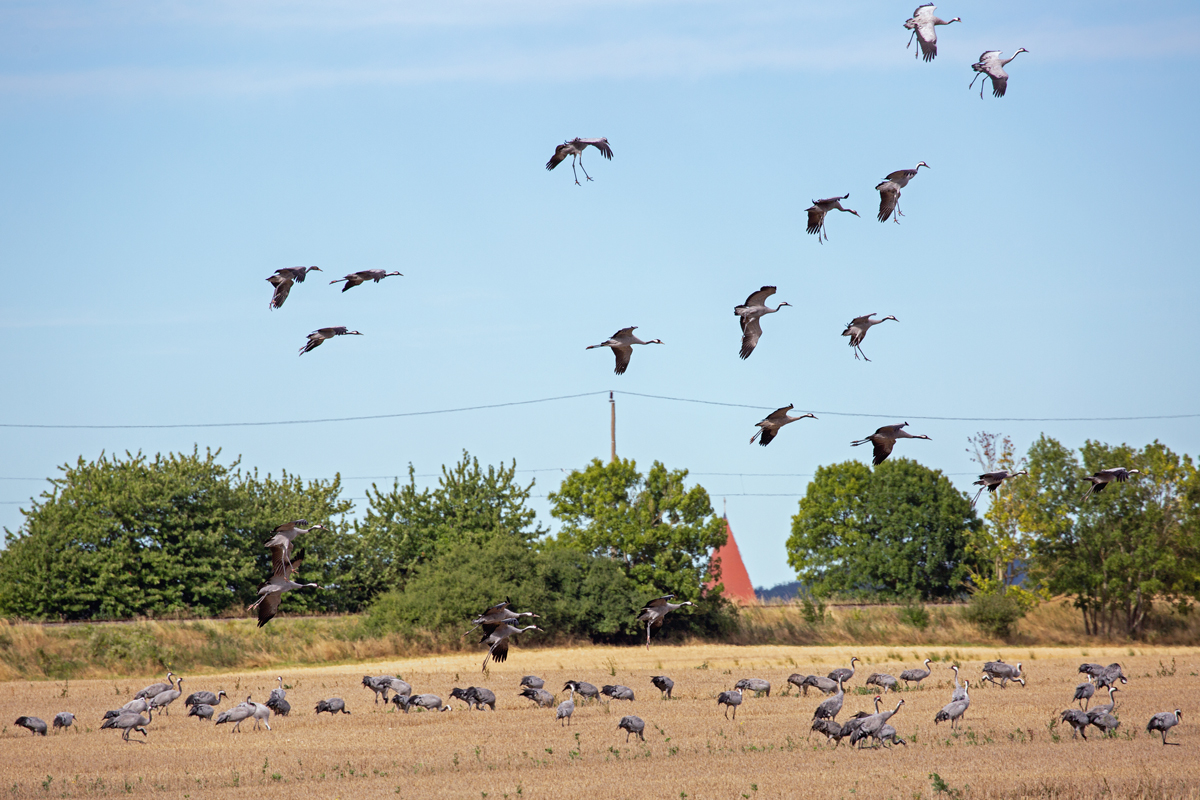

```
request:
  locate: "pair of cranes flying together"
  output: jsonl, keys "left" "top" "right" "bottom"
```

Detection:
{"left": 805, "top": 161, "right": 929, "bottom": 242}
{"left": 903, "top": 4, "right": 1029, "bottom": 98}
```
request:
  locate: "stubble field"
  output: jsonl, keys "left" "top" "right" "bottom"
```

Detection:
{"left": 1, "top": 644, "right": 1197, "bottom": 800}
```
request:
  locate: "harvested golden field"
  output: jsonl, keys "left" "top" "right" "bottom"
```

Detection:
{"left": 1, "top": 645, "right": 1197, "bottom": 800}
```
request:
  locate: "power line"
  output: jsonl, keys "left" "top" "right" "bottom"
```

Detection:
{"left": 0, "top": 389, "right": 1194, "bottom": 430}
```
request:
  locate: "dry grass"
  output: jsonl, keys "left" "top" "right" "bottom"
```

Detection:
{"left": 2, "top": 644, "right": 1198, "bottom": 799}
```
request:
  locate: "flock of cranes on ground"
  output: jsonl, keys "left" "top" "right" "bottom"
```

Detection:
{"left": 14, "top": 656, "right": 1185, "bottom": 750}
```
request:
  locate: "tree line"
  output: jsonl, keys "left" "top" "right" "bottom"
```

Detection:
{"left": 2, "top": 436, "right": 1196, "bottom": 641}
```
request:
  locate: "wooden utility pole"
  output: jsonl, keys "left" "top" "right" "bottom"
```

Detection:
{"left": 610, "top": 391, "right": 617, "bottom": 463}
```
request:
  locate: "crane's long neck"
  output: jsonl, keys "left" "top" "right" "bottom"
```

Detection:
{"left": 1002, "top": 51, "right": 1023, "bottom": 66}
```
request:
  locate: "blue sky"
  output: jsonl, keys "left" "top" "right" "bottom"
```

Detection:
{"left": 2, "top": 0, "right": 1198, "bottom": 589}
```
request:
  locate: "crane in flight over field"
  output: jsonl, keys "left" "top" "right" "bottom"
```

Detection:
{"left": 841, "top": 313, "right": 897, "bottom": 361}
{"left": 971, "top": 469, "right": 1028, "bottom": 506}
{"left": 750, "top": 405, "right": 816, "bottom": 447}
{"left": 904, "top": 4, "right": 961, "bottom": 61}
{"left": 1081, "top": 467, "right": 1140, "bottom": 501}
{"left": 546, "top": 138, "right": 613, "bottom": 185}
{"left": 876, "top": 163, "right": 928, "bottom": 223}
{"left": 329, "top": 270, "right": 403, "bottom": 292}
{"left": 249, "top": 552, "right": 320, "bottom": 627}
{"left": 299, "top": 327, "right": 363, "bottom": 355}
{"left": 970, "top": 49, "right": 1028, "bottom": 98}
{"left": 734, "top": 286, "right": 790, "bottom": 359}
{"left": 587, "top": 327, "right": 663, "bottom": 375}
{"left": 637, "top": 595, "right": 694, "bottom": 649}
{"left": 266, "top": 266, "right": 321, "bottom": 310}
{"left": 806, "top": 195, "right": 859, "bottom": 243}
{"left": 851, "top": 423, "right": 931, "bottom": 465}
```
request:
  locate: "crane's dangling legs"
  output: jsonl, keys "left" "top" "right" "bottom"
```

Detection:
{"left": 578, "top": 153, "right": 594, "bottom": 182}
{"left": 570, "top": 156, "right": 581, "bottom": 186}
{"left": 907, "top": 29, "right": 917, "bottom": 52}
{"left": 971, "top": 486, "right": 986, "bottom": 507}
{"left": 853, "top": 344, "right": 871, "bottom": 362}
{"left": 645, "top": 622, "right": 651, "bottom": 651}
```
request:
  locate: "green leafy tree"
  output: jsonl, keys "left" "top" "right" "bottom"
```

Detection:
{"left": 0, "top": 448, "right": 352, "bottom": 620}
{"left": 548, "top": 458, "right": 730, "bottom": 635}
{"left": 786, "top": 458, "right": 981, "bottom": 600}
{"left": 342, "top": 452, "right": 544, "bottom": 607}
{"left": 1019, "top": 436, "right": 1200, "bottom": 637}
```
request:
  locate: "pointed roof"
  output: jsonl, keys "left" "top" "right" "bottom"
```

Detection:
{"left": 707, "top": 517, "right": 757, "bottom": 605}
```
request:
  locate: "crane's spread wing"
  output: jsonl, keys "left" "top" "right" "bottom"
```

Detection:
{"left": 612, "top": 326, "right": 636, "bottom": 338}
{"left": 318, "top": 326, "right": 349, "bottom": 337}
{"left": 989, "top": 74, "right": 1008, "bottom": 97}
{"left": 291, "top": 267, "right": 317, "bottom": 283}
{"left": 876, "top": 182, "right": 900, "bottom": 222}
{"left": 577, "top": 138, "right": 613, "bottom": 159}
{"left": 643, "top": 595, "right": 674, "bottom": 609}
{"left": 268, "top": 276, "right": 293, "bottom": 310}
{"left": 612, "top": 344, "right": 633, "bottom": 375}
{"left": 545, "top": 144, "right": 570, "bottom": 171}
{"left": 872, "top": 440, "right": 895, "bottom": 465}
{"left": 255, "top": 588, "right": 283, "bottom": 627}
{"left": 739, "top": 316, "right": 763, "bottom": 360}
{"left": 915, "top": 20, "right": 938, "bottom": 60}
{"left": 757, "top": 426, "right": 777, "bottom": 446}
{"left": 489, "top": 638, "right": 510, "bottom": 663}
{"left": 481, "top": 600, "right": 511, "bottom": 617}
{"left": 806, "top": 205, "right": 827, "bottom": 235}
{"left": 766, "top": 404, "right": 795, "bottom": 421}
{"left": 743, "top": 285, "right": 777, "bottom": 306}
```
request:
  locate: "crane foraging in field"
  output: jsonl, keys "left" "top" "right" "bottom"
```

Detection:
{"left": 651, "top": 675, "right": 675, "bottom": 699}
{"left": 52, "top": 712, "right": 75, "bottom": 732}
{"left": 15, "top": 716, "right": 47, "bottom": 736}
{"left": 904, "top": 4, "right": 961, "bottom": 61}
{"left": 750, "top": 405, "right": 816, "bottom": 447}
{"left": 546, "top": 138, "right": 613, "bottom": 185}
{"left": 618, "top": 715, "right": 646, "bottom": 741}
{"left": 806, "top": 194, "right": 859, "bottom": 242}
{"left": 981, "top": 660, "right": 1025, "bottom": 688}
{"left": 637, "top": 594, "right": 695, "bottom": 649}
{"left": 101, "top": 708, "right": 153, "bottom": 742}
{"left": 135, "top": 672, "right": 175, "bottom": 700}
{"left": 934, "top": 682, "right": 970, "bottom": 729}
{"left": 734, "top": 286, "right": 790, "bottom": 359}
{"left": 970, "top": 49, "right": 1029, "bottom": 98}
{"left": 841, "top": 313, "right": 897, "bottom": 362}
{"left": 717, "top": 689, "right": 743, "bottom": 720}
{"left": 850, "top": 698, "right": 904, "bottom": 748}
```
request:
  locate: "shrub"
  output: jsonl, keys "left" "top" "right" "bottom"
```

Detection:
{"left": 963, "top": 592, "right": 1024, "bottom": 638}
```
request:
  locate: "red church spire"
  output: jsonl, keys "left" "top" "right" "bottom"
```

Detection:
{"left": 707, "top": 516, "right": 757, "bottom": 605}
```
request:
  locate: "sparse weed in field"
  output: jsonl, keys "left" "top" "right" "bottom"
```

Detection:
{"left": 41, "top": 775, "right": 52, "bottom": 792}
{"left": 1156, "top": 658, "right": 1177, "bottom": 677}
{"left": 929, "top": 773, "right": 963, "bottom": 799}
{"left": 695, "top": 661, "right": 710, "bottom": 670}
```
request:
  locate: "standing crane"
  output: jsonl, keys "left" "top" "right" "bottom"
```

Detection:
{"left": 299, "top": 326, "right": 364, "bottom": 355}
{"left": 135, "top": 672, "right": 176, "bottom": 700}
{"left": 651, "top": 675, "right": 675, "bottom": 699}
{"left": 934, "top": 682, "right": 970, "bottom": 729}
{"left": 904, "top": 4, "right": 961, "bottom": 62}
{"left": 750, "top": 405, "right": 817, "bottom": 447}
{"left": 828, "top": 657, "right": 861, "bottom": 685}
{"left": 806, "top": 194, "right": 859, "bottom": 243}
{"left": 149, "top": 677, "right": 183, "bottom": 715}
{"left": 1061, "top": 708, "right": 1091, "bottom": 739}
{"left": 1147, "top": 710, "right": 1183, "bottom": 746}
{"left": 899, "top": 659, "right": 933, "bottom": 688}
{"left": 328, "top": 270, "right": 403, "bottom": 292}
{"left": 556, "top": 686, "right": 576, "bottom": 726}
{"left": 1081, "top": 468, "right": 1141, "bottom": 501}
{"left": 52, "top": 712, "right": 75, "bottom": 732}
{"left": 970, "top": 49, "right": 1028, "bottom": 98}
{"left": 950, "top": 665, "right": 969, "bottom": 702}
{"left": 850, "top": 698, "right": 904, "bottom": 748}
{"left": 101, "top": 707, "right": 153, "bottom": 741}
{"left": 734, "top": 286, "right": 790, "bottom": 359}
{"left": 841, "top": 313, "right": 897, "bottom": 361}
{"left": 636, "top": 595, "right": 694, "bottom": 649}
{"left": 618, "top": 715, "right": 646, "bottom": 741}
{"left": 717, "top": 688, "right": 743, "bottom": 720}
{"left": 546, "top": 138, "right": 613, "bottom": 185}
{"left": 587, "top": 327, "right": 663, "bottom": 375}
{"left": 971, "top": 470, "right": 1028, "bottom": 506}
{"left": 851, "top": 423, "right": 931, "bottom": 465}
{"left": 981, "top": 660, "right": 1025, "bottom": 688}
{"left": 1073, "top": 682, "right": 1095, "bottom": 710}
{"left": 813, "top": 676, "right": 847, "bottom": 721}
{"left": 875, "top": 162, "right": 929, "bottom": 223}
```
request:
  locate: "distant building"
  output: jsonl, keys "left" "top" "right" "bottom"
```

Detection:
{"left": 707, "top": 517, "right": 757, "bottom": 605}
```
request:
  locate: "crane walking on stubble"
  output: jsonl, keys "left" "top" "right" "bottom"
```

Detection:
{"left": 904, "top": 4, "right": 960, "bottom": 62}
{"left": 587, "top": 327, "right": 663, "bottom": 375}
{"left": 735, "top": 286, "right": 790, "bottom": 359}
{"left": 970, "top": 49, "right": 1028, "bottom": 98}
{"left": 841, "top": 313, "right": 897, "bottom": 362}
{"left": 1081, "top": 467, "right": 1141, "bottom": 502}
{"left": 329, "top": 270, "right": 403, "bottom": 292}
{"left": 546, "top": 138, "right": 613, "bottom": 185}
{"left": 875, "top": 162, "right": 928, "bottom": 223}
{"left": 299, "top": 327, "right": 363, "bottom": 356}
{"left": 852, "top": 423, "right": 931, "bottom": 465}
{"left": 900, "top": 659, "right": 933, "bottom": 688}
{"left": 637, "top": 595, "right": 695, "bottom": 650}
{"left": 1147, "top": 710, "right": 1182, "bottom": 746}
{"left": 806, "top": 195, "right": 859, "bottom": 243}
{"left": 750, "top": 405, "right": 816, "bottom": 447}
{"left": 971, "top": 469, "right": 1028, "bottom": 507}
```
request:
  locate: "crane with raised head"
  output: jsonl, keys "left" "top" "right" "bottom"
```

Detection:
{"left": 900, "top": 659, "right": 933, "bottom": 688}
{"left": 637, "top": 595, "right": 694, "bottom": 649}
{"left": 1147, "top": 710, "right": 1183, "bottom": 745}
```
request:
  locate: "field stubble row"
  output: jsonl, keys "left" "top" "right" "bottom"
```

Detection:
{"left": 1, "top": 645, "right": 1198, "bottom": 800}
